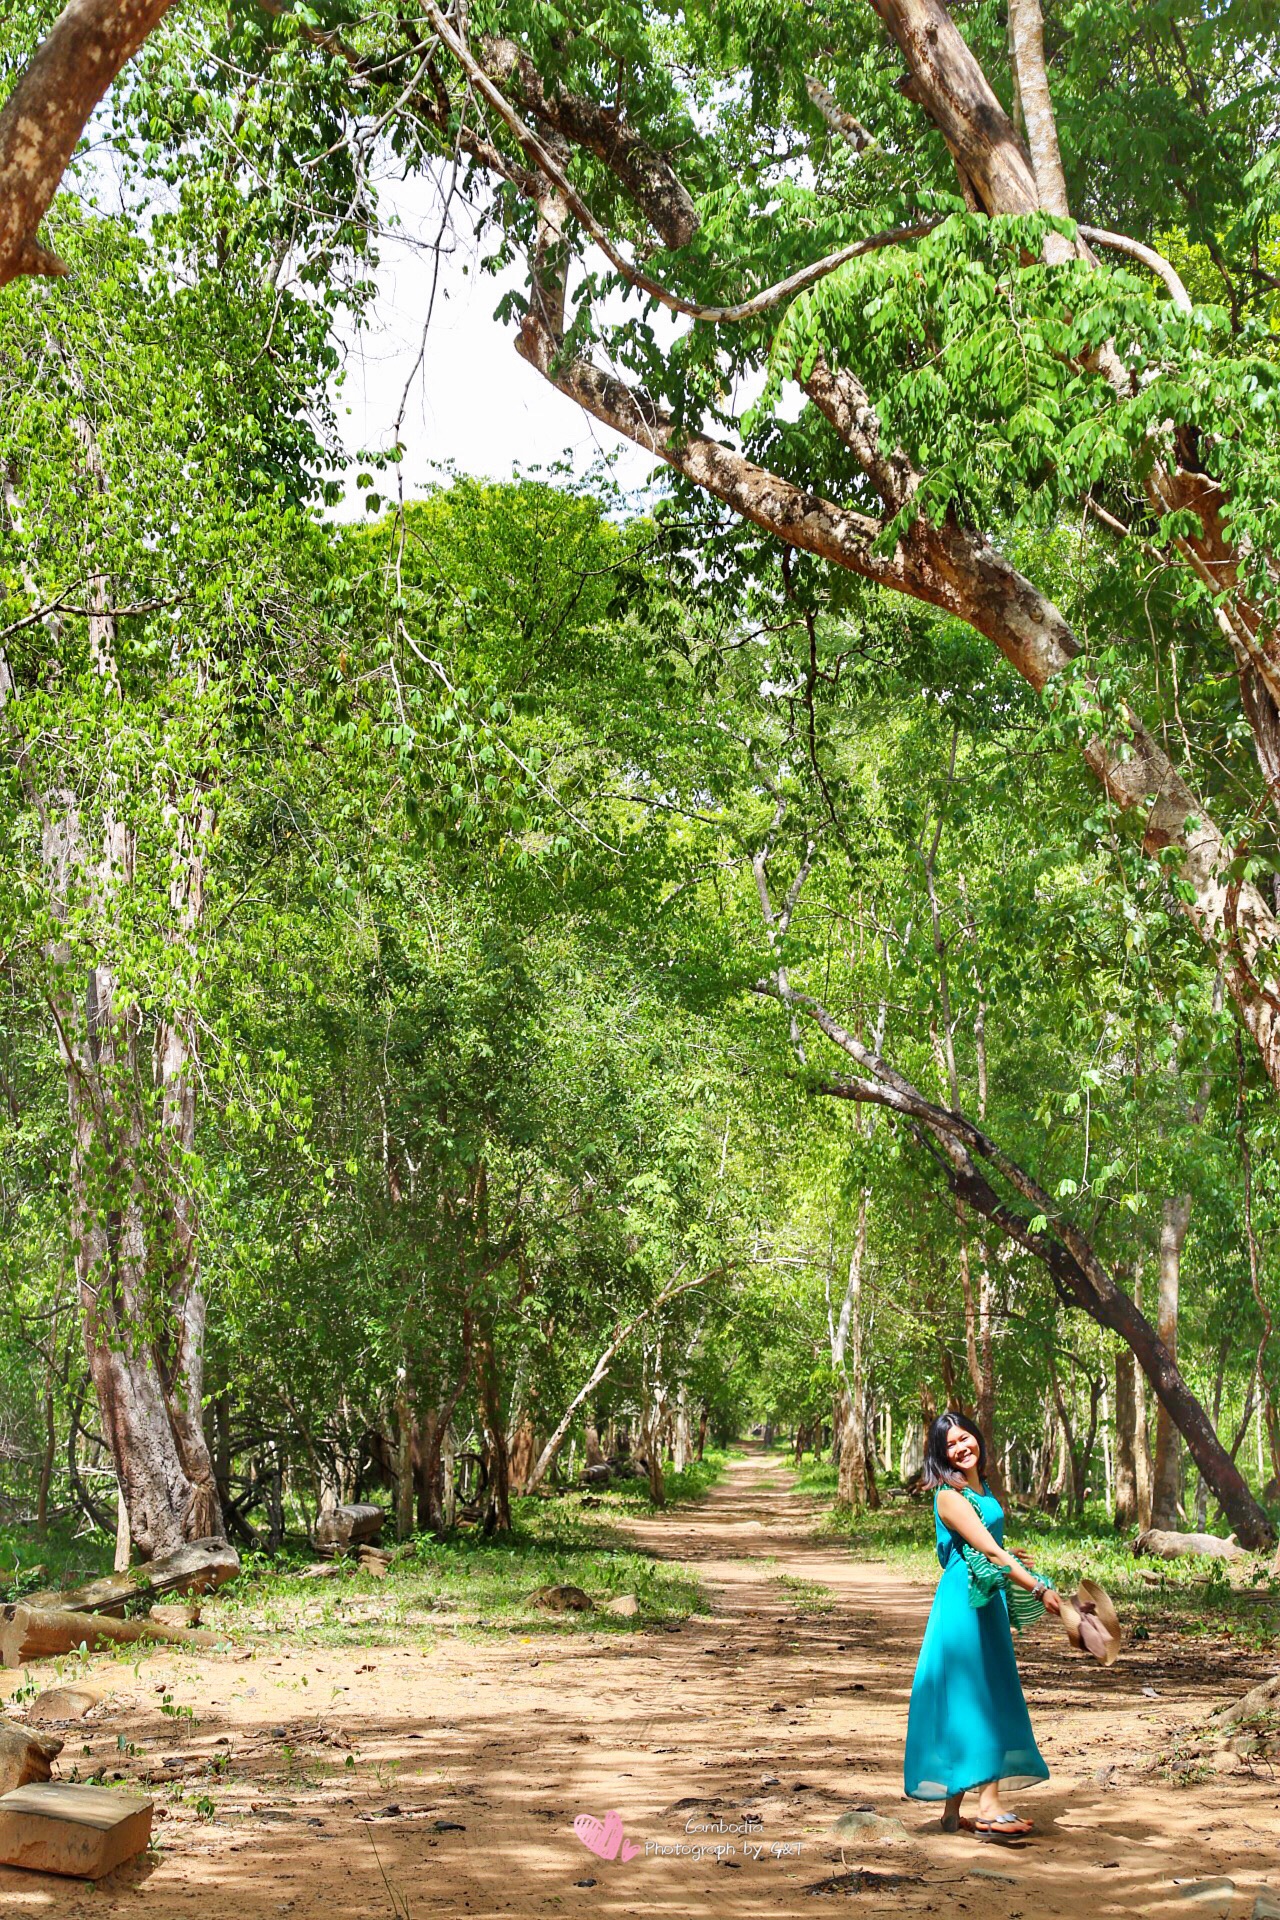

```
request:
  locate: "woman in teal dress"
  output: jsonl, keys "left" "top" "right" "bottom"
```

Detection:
{"left": 904, "top": 1412, "right": 1061, "bottom": 1839}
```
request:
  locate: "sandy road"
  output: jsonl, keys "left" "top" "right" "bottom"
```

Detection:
{"left": 3, "top": 1445, "right": 1277, "bottom": 1919}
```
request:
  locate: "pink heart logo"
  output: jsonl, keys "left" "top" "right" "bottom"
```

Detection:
{"left": 574, "top": 1809, "right": 624, "bottom": 1859}
{"left": 619, "top": 1838, "right": 642, "bottom": 1862}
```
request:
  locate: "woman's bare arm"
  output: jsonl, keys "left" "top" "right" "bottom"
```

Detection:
{"left": 936, "top": 1489, "right": 1041, "bottom": 1595}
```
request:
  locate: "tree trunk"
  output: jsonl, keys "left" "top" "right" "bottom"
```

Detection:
{"left": 830, "top": 1200, "right": 877, "bottom": 1510}
{"left": 33, "top": 715, "right": 225, "bottom": 1564}
{"left": 508, "top": 1408, "right": 536, "bottom": 1495}
{"left": 1151, "top": 1195, "right": 1190, "bottom": 1529}
{"left": 696, "top": 1406, "right": 708, "bottom": 1461}
{"left": 1113, "top": 1350, "right": 1140, "bottom": 1530}
{"left": 35, "top": 1380, "right": 56, "bottom": 1538}
{"left": 474, "top": 1323, "right": 511, "bottom": 1535}
{"left": 672, "top": 1389, "right": 693, "bottom": 1474}
{"left": 395, "top": 1388, "right": 416, "bottom": 1541}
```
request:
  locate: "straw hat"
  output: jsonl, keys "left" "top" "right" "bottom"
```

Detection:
{"left": 1057, "top": 1578, "right": 1121, "bottom": 1664}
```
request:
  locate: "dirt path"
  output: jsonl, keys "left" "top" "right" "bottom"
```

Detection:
{"left": 3, "top": 1446, "right": 1277, "bottom": 1918}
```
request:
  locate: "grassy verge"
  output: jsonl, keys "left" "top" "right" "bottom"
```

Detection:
{"left": 787, "top": 1450, "right": 1280, "bottom": 1651}
{"left": 198, "top": 1449, "right": 730, "bottom": 1648}
{"left": 0, "top": 1517, "right": 114, "bottom": 1600}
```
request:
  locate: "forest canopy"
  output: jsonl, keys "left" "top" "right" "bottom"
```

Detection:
{"left": 2, "top": 0, "right": 1280, "bottom": 1592}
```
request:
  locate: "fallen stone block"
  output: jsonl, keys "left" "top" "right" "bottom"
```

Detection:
{"left": 0, "top": 1603, "right": 218, "bottom": 1668}
{"left": 27, "top": 1688, "right": 99, "bottom": 1726}
{"left": 603, "top": 1594, "right": 638, "bottom": 1617}
{"left": 26, "top": 1539, "right": 238, "bottom": 1617}
{"left": 0, "top": 1781, "right": 153, "bottom": 1880}
{"left": 1133, "top": 1529, "right": 1246, "bottom": 1562}
{"left": 0, "top": 1724, "right": 63, "bottom": 1796}
{"left": 312, "top": 1505, "right": 384, "bottom": 1556}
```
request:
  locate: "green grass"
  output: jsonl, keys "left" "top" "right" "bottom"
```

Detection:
{"left": 769, "top": 1572, "right": 835, "bottom": 1613}
{"left": 788, "top": 1450, "right": 1280, "bottom": 1651}
{"left": 198, "top": 1450, "right": 729, "bottom": 1648}
{"left": 0, "top": 1516, "right": 114, "bottom": 1600}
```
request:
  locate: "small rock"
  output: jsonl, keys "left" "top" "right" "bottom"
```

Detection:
{"left": 526, "top": 1585, "right": 593, "bottom": 1613}
{"left": 766, "top": 1702, "right": 786, "bottom": 1714}
{"left": 28, "top": 1688, "right": 99, "bottom": 1725}
{"left": 1253, "top": 1892, "right": 1280, "bottom": 1920}
{"left": 150, "top": 1601, "right": 200, "bottom": 1629}
{"left": 433, "top": 1820, "right": 465, "bottom": 1832}
{"left": 1142, "top": 1686, "right": 1160, "bottom": 1698}
{"left": 719, "top": 1857, "right": 741, "bottom": 1868}
{"left": 573, "top": 1879, "right": 597, "bottom": 1889}
{"left": 604, "top": 1595, "right": 639, "bottom": 1618}
{"left": 970, "top": 1866, "right": 1017, "bottom": 1884}
{"left": 1173, "top": 1880, "right": 1235, "bottom": 1912}
{"left": 832, "top": 1809, "right": 907, "bottom": 1843}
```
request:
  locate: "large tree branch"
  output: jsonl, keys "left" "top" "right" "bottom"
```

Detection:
{"left": 1005, "top": 0, "right": 1069, "bottom": 217}
{"left": 752, "top": 976, "right": 1273, "bottom": 1547}
{"left": 523, "top": 1267, "right": 727, "bottom": 1492}
{"left": 867, "top": 0, "right": 1280, "bottom": 788}
{"left": 0, "top": 0, "right": 177, "bottom": 288}
{"left": 476, "top": 33, "right": 698, "bottom": 250}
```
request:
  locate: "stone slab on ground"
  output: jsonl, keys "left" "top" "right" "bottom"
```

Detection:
{"left": 27, "top": 1686, "right": 99, "bottom": 1724}
{"left": 0, "top": 1781, "right": 154, "bottom": 1880}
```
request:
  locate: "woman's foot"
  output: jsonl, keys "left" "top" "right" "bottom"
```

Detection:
{"left": 940, "top": 1795, "right": 976, "bottom": 1833}
{"left": 974, "top": 1810, "right": 1034, "bottom": 1839}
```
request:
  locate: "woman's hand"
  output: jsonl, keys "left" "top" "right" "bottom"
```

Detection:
{"left": 1011, "top": 1547, "right": 1037, "bottom": 1569}
{"left": 1042, "top": 1590, "right": 1062, "bottom": 1615}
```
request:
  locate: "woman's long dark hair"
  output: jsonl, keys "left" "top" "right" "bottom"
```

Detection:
{"left": 921, "top": 1412, "right": 988, "bottom": 1490}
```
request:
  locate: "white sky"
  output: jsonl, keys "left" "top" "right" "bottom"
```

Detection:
{"left": 328, "top": 174, "right": 668, "bottom": 515}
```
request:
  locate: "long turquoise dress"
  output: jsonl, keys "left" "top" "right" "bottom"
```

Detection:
{"left": 903, "top": 1485, "right": 1049, "bottom": 1801}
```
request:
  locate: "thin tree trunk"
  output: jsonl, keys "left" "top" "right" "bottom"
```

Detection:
{"left": 1114, "top": 1350, "right": 1140, "bottom": 1530}
{"left": 1031, "top": 1389, "right": 1056, "bottom": 1510}
{"left": 1151, "top": 1195, "right": 1191, "bottom": 1529}
{"left": 35, "top": 1378, "right": 56, "bottom": 1537}
{"left": 474, "top": 1321, "right": 511, "bottom": 1535}
{"left": 831, "top": 1199, "right": 877, "bottom": 1510}
{"left": 524, "top": 1268, "right": 723, "bottom": 1493}
{"left": 395, "top": 1386, "right": 416, "bottom": 1540}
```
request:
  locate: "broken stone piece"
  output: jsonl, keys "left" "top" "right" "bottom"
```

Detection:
{"left": 525, "top": 1585, "right": 593, "bottom": 1613}
{"left": 0, "top": 1781, "right": 153, "bottom": 1880}
{"left": 27, "top": 1688, "right": 99, "bottom": 1725}
{"left": 0, "top": 1723, "right": 63, "bottom": 1795}
{"left": 311, "top": 1505, "right": 384, "bottom": 1557}
{"left": 604, "top": 1594, "right": 638, "bottom": 1617}
{"left": 831, "top": 1810, "right": 908, "bottom": 1842}
{"left": 148, "top": 1602, "right": 200, "bottom": 1629}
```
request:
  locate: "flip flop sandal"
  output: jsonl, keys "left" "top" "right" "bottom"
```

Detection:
{"left": 975, "top": 1814, "right": 1034, "bottom": 1839}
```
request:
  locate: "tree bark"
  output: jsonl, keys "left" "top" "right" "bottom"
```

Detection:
{"left": 0, "top": 0, "right": 179, "bottom": 288}
{"left": 508, "top": 1408, "right": 536, "bottom": 1495}
{"left": 395, "top": 1387, "right": 416, "bottom": 1541}
{"left": 830, "top": 1200, "right": 878, "bottom": 1510}
{"left": 473, "top": 1320, "right": 511, "bottom": 1535}
{"left": 1113, "top": 1349, "right": 1140, "bottom": 1530}
{"left": 1151, "top": 1195, "right": 1191, "bottom": 1529}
